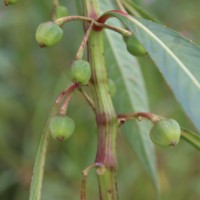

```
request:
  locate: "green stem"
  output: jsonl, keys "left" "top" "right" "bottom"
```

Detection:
{"left": 83, "top": 1, "right": 119, "bottom": 200}
{"left": 79, "top": 88, "right": 96, "bottom": 112}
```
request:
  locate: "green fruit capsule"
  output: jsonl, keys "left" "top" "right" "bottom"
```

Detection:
{"left": 124, "top": 35, "right": 147, "bottom": 57}
{"left": 54, "top": 5, "right": 68, "bottom": 19}
{"left": 4, "top": 0, "right": 17, "bottom": 6}
{"left": 35, "top": 21, "right": 63, "bottom": 47}
{"left": 108, "top": 79, "right": 116, "bottom": 97}
{"left": 70, "top": 59, "right": 91, "bottom": 85}
{"left": 50, "top": 116, "right": 75, "bottom": 141}
{"left": 150, "top": 119, "right": 181, "bottom": 148}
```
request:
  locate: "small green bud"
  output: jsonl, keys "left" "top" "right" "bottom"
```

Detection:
{"left": 4, "top": 0, "right": 17, "bottom": 6}
{"left": 150, "top": 119, "right": 181, "bottom": 148}
{"left": 70, "top": 59, "right": 91, "bottom": 85}
{"left": 108, "top": 79, "right": 116, "bottom": 97}
{"left": 35, "top": 21, "right": 63, "bottom": 47}
{"left": 124, "top": 35, "right": 147, "bottom": 57}
{"left": 50, "top": 116, "right": 75, "bottom": 141}
{"left": 54, "top": 5, "right": 68, "bottom": 19}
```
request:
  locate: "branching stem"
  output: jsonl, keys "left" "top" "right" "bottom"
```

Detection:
{"left": 55, "top": 15, "right": 131, "bottom": 37}
{"left": 83, "top": 1, "right": 119, "bottom": 199}
{"left": 75, "top": 21, "right": 94, "bottom": 60}
{"left": 79, "top": 88, "right": 96, "bottom": 112}
{"left": 56, "top": 83, "right": 79, "bottom": 105}
{"left": 51, "top": 0, "right": 59, "bottom": 20}
{"left": 81, "top": 163, "right": 97, "bottom": 200}
{"left": 118, "top": 112, "right": 163, "bottom": 125}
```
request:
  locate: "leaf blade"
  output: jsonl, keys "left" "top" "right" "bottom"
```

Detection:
{"left": 104, "top": 12, "right": 200, "bottom": 132}
{"left": 29, "top": 106, "right": 58, "bottom": 200}
{"left": 123, "top": 0, "right": 158, "bottom": 22}
{"left": 181, "top": 128, "right": 200, "bottom": 150}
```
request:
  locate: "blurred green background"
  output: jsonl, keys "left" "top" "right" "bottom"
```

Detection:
{"left": 0, "top": 0, "right": 200, "bottom": 199}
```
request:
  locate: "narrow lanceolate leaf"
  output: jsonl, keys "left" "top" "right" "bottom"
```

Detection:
{"left": 122, "top": 0, "right": 158, "bottom": 22}
{"left": 101, "top": 11, "right": 200, "bottom": 132}
{"left": 181, "top": 128, "right": 200, "bottom": 150}
{"left": 99, "top": 1, "right": 159, "bottom": 190}
{"left": 29, "top": 105, "right": 58, "bottom": 200}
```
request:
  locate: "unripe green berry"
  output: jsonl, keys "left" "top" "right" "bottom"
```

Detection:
{"left": 4, "top": 0, "right": 17, "bottom": 6}
{"left": 35, "top": 21, "right": 63, "bottom": 47}
{"left": 124, "top": 35, "right": 147, "bottom": 57}
{"left": 54, "top": 5, "right": 68, "bottom": 19}
{"left": 150, "top": 119, "right": 181, "bottom": 148}
{"left": 70, "top": 59, "right": 91, "bottom": 85}
{"left": 108, "top": 79, "right": 116, "bottom": 97}
{"left": 50, "top": 116, "right": 75, "bottom": 141}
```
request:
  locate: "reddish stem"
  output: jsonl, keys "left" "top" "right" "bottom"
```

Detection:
{"left": 59, "top": 94, "right": 72, "bottom": 116}
{"left": 118, "top": 112, "right": 162, "bottom": 125}
{"left": 93, "top": 10, "right": 129, "bottom": 31}
{"left": 56, "top": 83, "right": 79, "bottom": 105}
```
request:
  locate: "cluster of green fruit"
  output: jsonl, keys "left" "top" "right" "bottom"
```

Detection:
{"left": 49, "top": 116, "right": 181, "bottom": 146}
{"left": 48, "top": 57, "right": 118, "bottom": 141}
{"left": 124, "top": 33, "right": 181, "bottom": 148}
{"left": 35, "top": 6, "right": 180, "bottom": 146}
{"left": 35, "top": 5, "right": 93, "bottom": 141}
{"left": 47, "top": 58, "right": 118, "bottom": 141}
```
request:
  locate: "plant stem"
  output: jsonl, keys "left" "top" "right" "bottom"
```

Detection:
{"left": 75, "top": 21, "right": 94, "bottom": 60}
{"left": 55, "top": 16, "right": 131, "bottom": 37}
{"left": 81, "top": 163, "right": 96, "bottom": 200}
{"left": 118, "top": 112, "right": 163, "bottom": 125}
{"left": 83, "top": 1, "right": 119, "bottom": 199}
{"left": 59, "top": 94, "right": 72, "bottom": 115}
{"left": 79, "top": 88, "right": 96, "bottom": 112}
{"left": 56, "top": 83, "right": 79, "bottom": 105}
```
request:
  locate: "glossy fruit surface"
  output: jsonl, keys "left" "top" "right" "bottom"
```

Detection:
{"left": 54, "top": 5, "right": 68, "bottom": 19}
{"left": 70, "top": 60, "right": 91, "bottom": 84}
{"left": 124, "top": 35, "right": 147, "bottom": 57}
{"left": 150, "top": 119, "right": 181, "bottom": 148}
{"left": 35, "top": 21, "right": 63, "bottom": 47}
{"left": 50, "top": 116, "right": 75, "bottom": 141}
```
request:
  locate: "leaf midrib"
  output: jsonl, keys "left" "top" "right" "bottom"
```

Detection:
{"left": 127, "top": 15, "right": 200, "bottom": 89}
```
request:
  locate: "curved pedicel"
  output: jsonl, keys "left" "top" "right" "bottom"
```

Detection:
{"left": 93, "top": 10, "right": 129, "bottom": 31}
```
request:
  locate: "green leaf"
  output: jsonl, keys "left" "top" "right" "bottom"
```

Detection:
{"left": 29, "top": 105, "right": 58, "bottom": 200}
{"left": 103, "top": 11, "right": 200, "bottom": 132}
{"left": 122, "top": 0, "right": 158, "bottom": 22}
{"left": 99, "top": 1, "right": 159, "bottom": 190}
{"left": 181, "top": 128, "right": 200, "bottom": 150}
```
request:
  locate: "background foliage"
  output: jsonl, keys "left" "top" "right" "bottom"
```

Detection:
{"left": 0, "top": 0, "right": 200, "bottom": 199}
